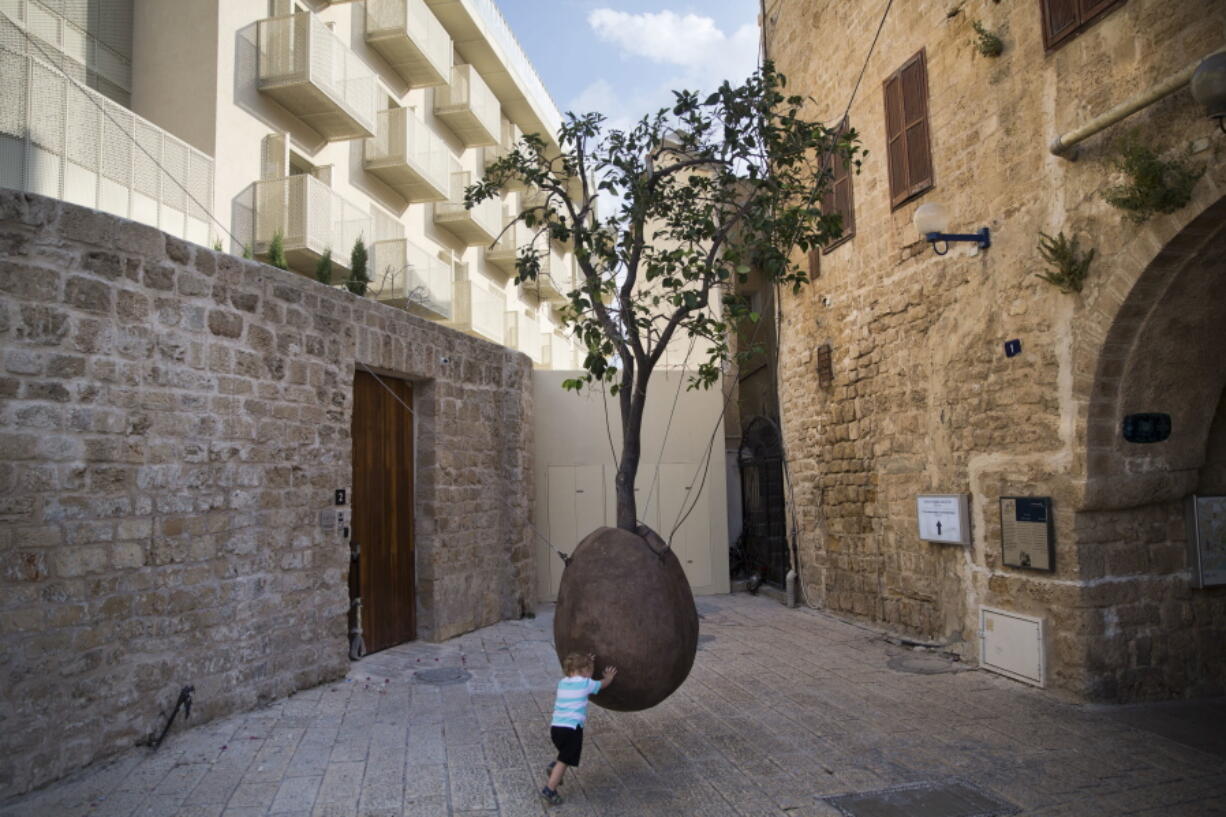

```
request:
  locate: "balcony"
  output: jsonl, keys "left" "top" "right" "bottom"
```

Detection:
{"left": 252, "top": 174, "right": 370, "bottom": 275}
{"left": 0, "top": 41, "right": 214, "bottom": 245}
{"left": 533, "top": 243, "right": 572, "bottom": 303}
{"left": 506, "top": 308, "right": 542, "bottom": 364}
{"left": 364, "top": 107, "right": 449, "bottom": 202}
{"left": 483, "top": 117, "right": 522, "bottom": 169}
{"left": 257, "top": 12, "right": 377, "bottom": 141}
{"left": 434, "top": 169, "right": 501, "bottom": 245}
{"left": 447, "top": 276, "right": 506, "bottom": 344}
{"left": 365, "top": 0, "right": 451, "bottom": 89}
{"left": 370, "top": 238, "right": 453, "bottom": 320}
{"left": 485, "top": 215, "right": 530, "bottom": 276}
{"left": 433, "top": 63, "right": 500, "bottom": 147}
{"left": 542, "top": 331, "right": 577, "bottom": 370}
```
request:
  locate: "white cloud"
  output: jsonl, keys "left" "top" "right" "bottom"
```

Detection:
{"left": 571, "top": 9, "right": 759, "bottom": 133}
{"left": 588, "top": 10, "right": 727, "bottom": 68}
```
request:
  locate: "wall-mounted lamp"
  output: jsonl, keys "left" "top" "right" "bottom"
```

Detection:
{"left": 913, "top": 202, "right": 990, "bottom": 256}
{"left": 1191, "top": 52, "right": 1226, "bottom": 134}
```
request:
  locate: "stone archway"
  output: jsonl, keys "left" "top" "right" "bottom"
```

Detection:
{"left": 1083, "top": 196, "right": 1226, "bottom": 511}
{"left": 1076, "top": 195, "right": 1226, "bottom": 700}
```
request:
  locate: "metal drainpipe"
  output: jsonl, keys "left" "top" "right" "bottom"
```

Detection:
{"left": 1050, "top": 45, "right": 1226, "bottom": 159}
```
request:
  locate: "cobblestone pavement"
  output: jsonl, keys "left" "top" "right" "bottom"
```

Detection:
{"left": 4, "top": 594, "right": 1226, "bottom": 817}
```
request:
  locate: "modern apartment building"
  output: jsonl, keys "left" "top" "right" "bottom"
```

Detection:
{"left": 0, "top": 0, "right": 581, "bottom": 368}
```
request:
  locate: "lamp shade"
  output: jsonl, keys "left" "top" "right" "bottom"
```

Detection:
{"left": 914, "top": 202, "right": 949, "bottom": 237}
{"left": 1191, "top": 52, "right": 1226, "bottom": 119}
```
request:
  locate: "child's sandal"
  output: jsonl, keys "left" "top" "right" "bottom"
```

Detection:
{"left": 540, "top": 786, "right": 563, "bottom": 806}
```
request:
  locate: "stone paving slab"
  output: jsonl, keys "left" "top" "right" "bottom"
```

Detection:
{"left": 3, "top": 594, "right": 1226, "bottom": 817}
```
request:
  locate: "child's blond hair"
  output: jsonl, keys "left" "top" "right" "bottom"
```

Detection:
{"left": 562, "top": 652, "right": 594, "bottom": 676}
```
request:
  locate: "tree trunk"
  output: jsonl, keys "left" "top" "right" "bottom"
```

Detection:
{"left": 614, "top": 361, "right": 653, "bottom": 531}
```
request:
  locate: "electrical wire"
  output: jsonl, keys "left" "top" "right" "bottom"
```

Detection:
{"left": 841, "top": 0, "right": 896, "bottom": 125}
{"left": 2, "top": 12, "right": 244, "bottom": 250}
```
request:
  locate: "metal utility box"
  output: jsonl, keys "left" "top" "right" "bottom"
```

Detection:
{"left": 979, "top": 606, "right": 1045, "bottom": 687}
{"left": 1186, "top": 495, "right": 1226, "bottom": 588}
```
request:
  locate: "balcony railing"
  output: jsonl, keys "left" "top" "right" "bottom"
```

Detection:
{"left": 252, "top": 174, "right": 370, "bottom": 274}
{"left": 257, "top": 12, "right": 377, "bottom": 141}
{"left": 370, "top": 237, "right": 452, "bottom": 320}
{"left": 485, "top": 215, "right": 528, "bottom": 276}
{"left": 506, "top": 308, "right": 541, "bottom": 364}
{"left": 433, "top": 63, "right": 500, "bottom": 147}
{"left": 541, "top": 331, "right": 577, "bottom": 370}
{"left": 448, "top": 276, "right": 506, "bottom": 343}
{"left": 365, "top": 0, "right": 451, "bottom": 88}
{"left": 483, "top": 117, "right": 521, "bottom": 169}
{"left": 434, "top": 169, "right": 500, "bottom": 245}
{"left": 0, "top": 40, "right": 214, "bottom": 245}
{"left": 364, "top": 107, "right": 449, "bottom": 202}
{"left": 534, "top": 243, "right": 571, "bottom": 303}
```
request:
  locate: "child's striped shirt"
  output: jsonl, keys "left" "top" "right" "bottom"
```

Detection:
{"left": 550, "top": 676, "right": 602, "bottom": 728}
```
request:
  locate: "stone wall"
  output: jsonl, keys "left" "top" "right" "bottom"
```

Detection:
{"left": 765, "top": 0, "right": 1226, "bottom": 698}
{"left": 0, "top": 191, "right": 534, "bottom": 797}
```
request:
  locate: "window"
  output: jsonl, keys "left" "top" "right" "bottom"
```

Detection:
{"left": 821, "top": 117, "right": 856, "bottom": 252}
{"left": 1040, "top": 0, "right": 1124, "bottom": 51}
{"left": 882, "top": 50, "right": 933, "bottom": 210}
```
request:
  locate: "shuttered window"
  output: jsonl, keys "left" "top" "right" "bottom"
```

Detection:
{"left": 1040, "top": 0, "right": 1125, "bottom": 51}
{"left": 883, "top": 50, "right": 933, "bottom": 210}
{"left": 821, "top": 117, "right": 856, "bottom": 252}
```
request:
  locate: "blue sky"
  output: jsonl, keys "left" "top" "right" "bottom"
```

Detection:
{"left": 499, "top": 1, "right": 761, "bottom": 131}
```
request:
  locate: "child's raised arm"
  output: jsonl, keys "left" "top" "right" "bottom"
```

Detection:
{"left": 600, "top": 666, "right": 617, "bottom": 689}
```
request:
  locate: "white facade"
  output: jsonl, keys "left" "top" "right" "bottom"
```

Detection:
{"left": 0, "top": 0, "right": 582, "bottom": 368}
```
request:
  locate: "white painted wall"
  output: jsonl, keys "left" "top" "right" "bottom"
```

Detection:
{"left": 533, "top": 370, "right": 731, "bottom": 600}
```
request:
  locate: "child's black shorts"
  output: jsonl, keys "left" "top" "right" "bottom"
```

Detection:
{"left": 550, "top": 725, "right": 584, "bottom": 766}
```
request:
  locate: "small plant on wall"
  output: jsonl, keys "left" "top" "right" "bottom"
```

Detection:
{"left": 1103, "top": 132, "right": 1204, "bottom": 222}
{"left": 971, "top": 21, "right": 1004, "bottom": 57}
{"left": 267, "top": 230, "right": 289, "bottom": 270}
{"left": 347, "top": 237, "right": 370, "bottom": 296}
{"left": 315, "top": 247, "right": 333, "bottom": 285}
{"left": 1035, "top": 231, "right": 1095, "bottom": 294}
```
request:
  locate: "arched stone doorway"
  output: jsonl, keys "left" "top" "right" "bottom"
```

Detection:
{"left": 738, "top": 416, "right": 789, "bottom": 588}
{"left": 1078, "top": 194, "right": 1226, "bottom": 700}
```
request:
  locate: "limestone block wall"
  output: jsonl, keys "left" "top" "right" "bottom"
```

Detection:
{"left": 765, "top": 0, "right": 1226, "bottom": 699}
{"left": 0, "top": 191, "right": 534, "bottom": 797}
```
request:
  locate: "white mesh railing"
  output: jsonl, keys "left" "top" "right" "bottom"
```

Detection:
{"left": 253, "top": 174, "right": 370, "bottom": 263}
{"left": 484, "top": 116, "right": 521, "bottom": 168}
{"left": 462, "top": 0, "right": 561, "bottom": 137}
{"left": 454, "top": 278, "right": 505, "bottom": 342}
{"left": 506, "top": 307, "right": 541, "bottom": 362}
{"left": 542, "top": 331, "right": 576, "bottom": 370}
{"left": 0, "top": 0, "right": 133, "bottom": 105}
{"left": 0, "top": 31, "right": 214, "bottom": 244}
{"left": 257, "top": 12, "right": 376, "bottom": 136}
{"left": 436, "top": 168, "right": 500, "bottom": 237}
{"left": 365, "top": 0, "right": 451, "bottom": 84}
{"left": 371, "top": 237, "right": 453, "bottom": 318}
{"left": 434, "top": 63, "right": 500, "bottom": 141}
{"left": 365, "top": 106, "right": 448, "bottom": 193}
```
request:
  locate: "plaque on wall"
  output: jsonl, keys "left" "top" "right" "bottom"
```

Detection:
{"left": 1186, "top": 495, "right": 1226, "bottom": 588}
{"left": 1000, "top": 496, "right": 1054, "bottom": 571}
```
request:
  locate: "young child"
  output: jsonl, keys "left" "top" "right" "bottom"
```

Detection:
{"left": 541, "top": 651, "right": 617, "bottom": 806}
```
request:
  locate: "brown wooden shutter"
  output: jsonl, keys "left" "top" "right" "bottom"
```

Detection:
{"left": 883, "top": 50, "right": 932, "bottom": 210}
{"left": 808, "top": 248, "right": 820, "bottom": 279}
{"left": 821, "top": 118, "right": 855, "bottom": 250}
{"left": 1041, "top": 0, "right": 1080, "bottom": 48}
{"left": 900, "top": 52, "right": 932, "bottom": 200}
{"left": 883, "top": 72, "right": 908, "bottom": 208}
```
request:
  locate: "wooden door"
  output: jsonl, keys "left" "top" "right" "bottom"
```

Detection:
{"left": 352, "top": 370, "right": 415, "bottom": 652}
